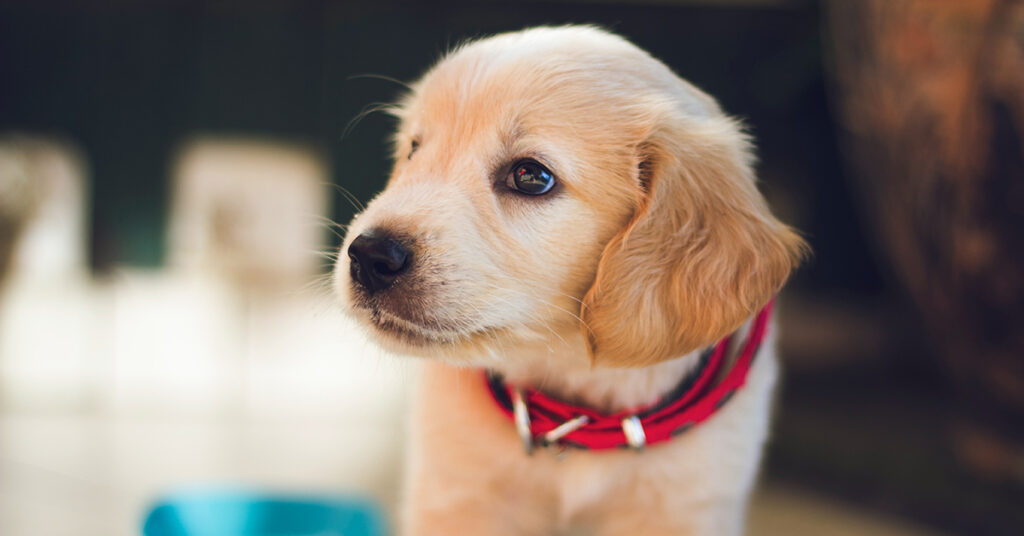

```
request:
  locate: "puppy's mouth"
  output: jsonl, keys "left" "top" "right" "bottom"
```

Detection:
{"left": 352, "top": 300, "right": 483, "bottom": 347}
{"left": 368, "top": 305, "right": 455, "bottom": 344}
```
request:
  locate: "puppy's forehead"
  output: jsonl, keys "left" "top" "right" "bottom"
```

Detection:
{"left": 401, "top": 37, "right": 718, "bottom": 174}
{"left": 408, "top": 33, "right": 662, "bottom": 131}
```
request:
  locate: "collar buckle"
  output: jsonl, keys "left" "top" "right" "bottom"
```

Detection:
{"left": 542, "top": 415, "right": 590, "bottom": 446}
{"left": 511, "top": 387, "right": 534, "bottom": 455}
{"left": 621, "top": 416, "right": 647, "bottom": 450}
{"left": 512, "top": 388, "right": 592, "bottom": 455}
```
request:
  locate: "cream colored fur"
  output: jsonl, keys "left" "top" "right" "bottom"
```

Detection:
{"left": 335, "top": 26, "right": 806, "bottom": 535}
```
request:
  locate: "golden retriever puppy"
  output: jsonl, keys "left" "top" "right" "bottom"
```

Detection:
{"left": 335, "top": 25, "right": 806, "bottom": 536}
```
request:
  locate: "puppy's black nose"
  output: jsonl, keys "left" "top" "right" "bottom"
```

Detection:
{"left": 347, "top": 232, "right": 411, "bottom": 293}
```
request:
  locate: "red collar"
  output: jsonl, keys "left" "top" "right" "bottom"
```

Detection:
{"left": 485, "top": 300, "right": 774, "bottom": 453}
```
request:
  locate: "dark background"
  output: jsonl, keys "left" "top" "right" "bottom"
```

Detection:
{"left": 2, "top": 1, "right": 1018, "bottom": 534}
{"left": 1, "top": 0, "right": 866, "bottom": 288}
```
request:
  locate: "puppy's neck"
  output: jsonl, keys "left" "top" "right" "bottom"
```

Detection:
{"left": 489, "top": 332, "right": 703, "bottom": 414}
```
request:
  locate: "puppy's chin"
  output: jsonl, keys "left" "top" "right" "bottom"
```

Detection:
{"left": 345, "top": 303, "right": 508, "bottom": 363}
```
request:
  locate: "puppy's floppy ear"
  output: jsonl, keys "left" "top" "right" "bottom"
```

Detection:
{"left": 580, "top": 112, "right": 808, "bottom": 368}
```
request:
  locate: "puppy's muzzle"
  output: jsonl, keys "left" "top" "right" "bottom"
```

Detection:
{"left": 347, "top": 231, "right": 411, "bottom": 293}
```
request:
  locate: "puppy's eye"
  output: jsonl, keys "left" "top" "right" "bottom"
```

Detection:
{"left": 408, "top": 140, "right": 419, "bottom": 160}
{"left": 506, "top": 160, "right": 555, "bottom": 195}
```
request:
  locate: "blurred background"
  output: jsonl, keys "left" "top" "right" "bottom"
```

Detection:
{"left": 1, "top": 0, "right": 1022, "bottom": 535}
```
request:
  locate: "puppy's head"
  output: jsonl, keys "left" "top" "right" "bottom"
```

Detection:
{"left": 335, "top": 26, "right": 806, "bottom": 367}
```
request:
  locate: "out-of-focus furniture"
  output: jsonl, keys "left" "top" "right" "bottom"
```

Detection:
{"left": 168, "top": 138, "right": 330, "bottom": 290}
{"left": 0, "top": 135, "right": 96, "bottom": 410}
{"left": 0, "top": 135, "right": 88, "bottom": 285}
{"left": 830, "top": 0, "right": 1024, "bottom": 484}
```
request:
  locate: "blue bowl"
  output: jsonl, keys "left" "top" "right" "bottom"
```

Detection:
{"left": 142, "top": 490, "right": 388, "bottom": 536}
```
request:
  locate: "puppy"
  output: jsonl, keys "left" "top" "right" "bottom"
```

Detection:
{"left": 335, "top": 26, "right": 806, "bottom": 536}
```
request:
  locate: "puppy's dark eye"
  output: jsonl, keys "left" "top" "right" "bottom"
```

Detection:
{"left": 408, "top": 140, "right": 419, "bottom": 160}
{"left": 506, "top": 160, "right": 555, "bottom": 195}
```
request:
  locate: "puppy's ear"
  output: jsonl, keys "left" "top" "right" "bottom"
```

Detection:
{"left": 580, "top": 114, "right": 807, "bottom": 368}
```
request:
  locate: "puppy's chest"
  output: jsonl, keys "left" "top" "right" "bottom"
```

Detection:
{"left": 538, "top": 431, "right": 718, "bottom": 519}
{"left": 510, "top": 349, "right": 778, "bottom": 522}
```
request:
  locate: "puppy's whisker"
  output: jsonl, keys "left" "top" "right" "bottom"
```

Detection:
{"left": 487, "top": 272, "right": 586, "bottom": 309}
{"left": 289, "top": 273, "right": 338, "bottom": 299}
{"left": 307, "top": 214, "right": 351, "bottom": 240}
{"left": 307, "top": 211, "right": 351, "bottom": 229}
{"left": 346, "top": 73, "right": 414, "bottom": 92}
{"left": 502, "top": 273, "right": 587, "bottom": 308}
{"left": 342, "top": 101, "right": 403, "bottom": 141}
{"left": 484, "top": 283, "right": 593, "bottom": 335}
{"left": 455, "top": 302, "right": 511, "bottom": 365}
{"left": 310, "top": 248, "right": 342, "bottom": 258}
{"left": 481, "top": 291, "right": 571, "bottom": 349}
{"left": 326, "top": 182, "right": 368, "bottom": 213}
